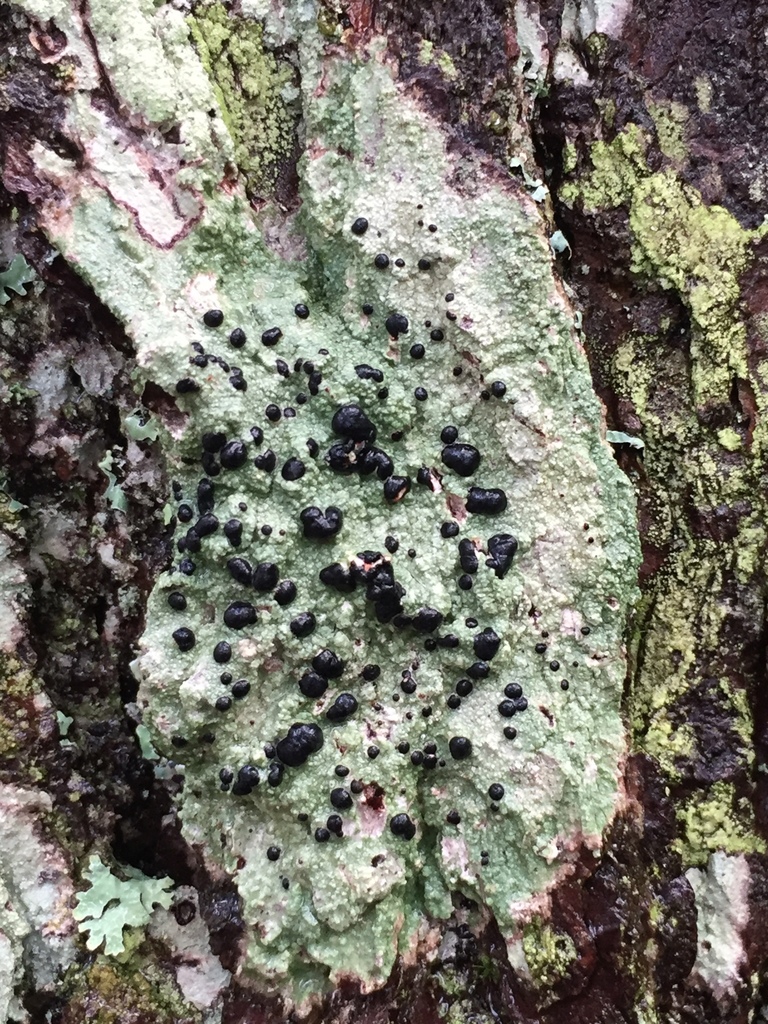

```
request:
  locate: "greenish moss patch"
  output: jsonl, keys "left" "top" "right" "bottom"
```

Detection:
{"left": 188, "top": 2, "right": 296, "bottom": 199}
{"left": 522, "top": 918, "right": 577, "bottom": 996}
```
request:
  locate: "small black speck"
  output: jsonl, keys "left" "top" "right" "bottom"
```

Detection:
{"left": 414, "top": 387, "right": 428, "bottom": 401}
{"left": 374, "top": 253, "right": 390, "bottom": 269}
{"left": 295, "top": 303, "right": 310, "bottom": 319}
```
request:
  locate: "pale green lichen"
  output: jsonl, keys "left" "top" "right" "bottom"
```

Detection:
{"left": 73, "top": 856, "right": 174, "bottom": 956}
{"left": 0, "top": 255, "right": 35, "bottom": 306}
{"left": 13, "top": 0, "right": 639, "bottom": 1005}
{"left": 97, "top": 452, "right": 128, "bottom": 513}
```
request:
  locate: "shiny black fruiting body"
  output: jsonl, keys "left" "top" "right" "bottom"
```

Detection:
{"left": 486, "top": 533, "right": 518, "bottom": 577}
{"left": 276, "top": 723, "right": 324, "bottom": 767}
{"left": 172, "top": 627, "right": 195, "bottom": 651}
{"left": 261, "top": 327, "right": 283, "bottom": 346}
{"left": 331, "top": 404, "right": 377, "bottom": 442}
{"left": 441, "top": 443, "right": 481, "bottom": 477}
{"left": 326, "top": 693, "right": 358, "bottom": 721}
{"left": 449, "top": 736, "right": 472, "bottom": 760}
{"left": 385, "top": 312, "right": 409, "bottom": 337}
{"left": 473, "top": 628, "right": 501, "bottom": 661}
{"left": 223, "top": 601, "right": 257, "bottom": 629}
{"left": 458, "top": 539, "right": 479, "bottom": 574}
{"left": 466, "top": 487, "right": 507, "bottom": 515}
{"left": 298, "top": 670, "right": 328, "bottom": 698}
{"left": 203, "top": 308, "right": 224, "bottom": 328}
{"left": 312, "top": 649, "right": 345, "bottom": 679}
{"left": 390, "top": 813, "right": 416, "bottom": 840}
{"left": 300, "top": 506, "right": 343, "bottom": 539}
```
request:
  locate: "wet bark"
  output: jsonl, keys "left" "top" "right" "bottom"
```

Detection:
{"left": 2, "top": 0, "right": 768, "bottom": 1022}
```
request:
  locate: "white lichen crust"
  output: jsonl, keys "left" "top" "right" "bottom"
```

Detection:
{"left": 11, "top": 0, "right": 639, "bottom": 1002}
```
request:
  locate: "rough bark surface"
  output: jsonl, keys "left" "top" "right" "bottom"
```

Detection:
{"left": 1, "top": 0, "right": 767, "bottom": 1022}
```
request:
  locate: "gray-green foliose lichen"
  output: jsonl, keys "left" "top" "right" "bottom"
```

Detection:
{"left": 12, "top": 0, "right": 639, "bottom": 1004}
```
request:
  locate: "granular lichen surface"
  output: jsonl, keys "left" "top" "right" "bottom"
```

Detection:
{"left": 9, "top": 0, "right": 640, "bottom": 1002}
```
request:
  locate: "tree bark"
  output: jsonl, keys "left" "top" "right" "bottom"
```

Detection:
{"left": 1, "top": 0, "right": 768, "bottom": 1022}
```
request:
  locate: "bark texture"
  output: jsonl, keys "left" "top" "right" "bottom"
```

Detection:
{"left": 1, "top": 0, "right": 768, "bottom": 1022}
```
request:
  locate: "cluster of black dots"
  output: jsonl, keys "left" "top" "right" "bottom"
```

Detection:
{"left": 163, "top": 211, "right": 588, "bottom": 876}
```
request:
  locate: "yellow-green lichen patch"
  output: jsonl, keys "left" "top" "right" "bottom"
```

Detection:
{"left": 565, "top": 126, "right": 768, "bottom": 831}
{"left": 565, "top": 124, "right": 763, "bottom": 409}
{"left": 674, "top": 783, "right": 765, "bottom": 867}
{"left": 647, "top": 99, "right": 689, "bottom": 166}
{"left": 14, "top": 0, "right": 639, "bottom": 1006}
{"left": 188, "top": 2, "right": 297, "bottom": 199}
